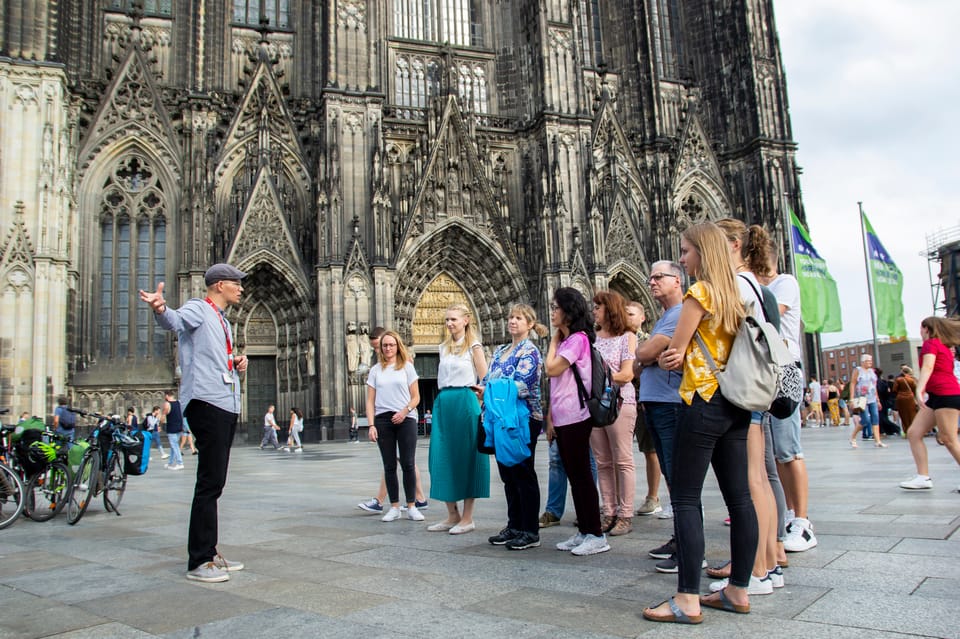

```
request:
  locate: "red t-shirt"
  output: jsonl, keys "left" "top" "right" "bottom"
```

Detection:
{"left": 920, "top": 337, "right": 960, "bottom": 396}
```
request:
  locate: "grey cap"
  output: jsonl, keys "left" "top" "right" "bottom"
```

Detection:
{"left": 204, "top": 263, "right": 247, "bottom": 286}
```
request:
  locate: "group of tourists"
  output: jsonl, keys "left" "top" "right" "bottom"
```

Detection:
{"left": 136, "top": 233, "right": 960, "bottom": 614}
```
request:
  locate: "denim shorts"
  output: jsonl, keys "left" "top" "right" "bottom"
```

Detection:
{"left": 768, "top": 405, "right": 804, "bottom": 462}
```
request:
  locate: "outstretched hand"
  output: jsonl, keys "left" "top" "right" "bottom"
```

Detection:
{"left": 139, "top": 282, "right": 166, "bottom": 312}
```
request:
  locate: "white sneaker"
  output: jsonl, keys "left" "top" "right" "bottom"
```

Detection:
{"left": 783, "top": 517, "right": 818, "bottom": 552}
{"left": 294, "top": 447, "right": 303, "bottom": 453}
{"left": 768, "top": 566, "right": 785, "bottom": 588}
{"left": 784, "top": 508, "right": 796, "bottom": 531}
{"left": 556, "top": 533, "right": 586, "bottom": 551}
{"left": 406, "top": 506, "right": 424, "bottom": 521}
{"left": 710, "top": 574, "right": 774, "bottom": 595}
{"left": 161, "top": 453, "right": 169, "bottom": 459}
{"left": 381, "top": 507, "right": 401, "bottom": 522}
{"left": 186, "top": 561, "right": 228, "bottom": 583}
{"left": 656, "top": 504, "right": 674, "bottom": 520}
{"left": 282, "top": 446, "right": 290, "bottom": 452}
{"left": 899, "top": 474, "right": 933, "bottom": 490}
{"left": 570, "top": 534, "right": 611, "bottom": 556}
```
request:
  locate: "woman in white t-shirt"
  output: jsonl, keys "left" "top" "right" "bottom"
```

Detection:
{"left": 366, "top": 330, "right": 423, "bottom": 523}
{"left": 427, "top": 303, "right": 489, "bottom": 535}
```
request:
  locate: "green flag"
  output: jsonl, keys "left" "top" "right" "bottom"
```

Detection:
{"left": 789, "top": 209, "right": 842, "bottom": 333}
{"left": 862, "top": 212, "right": 907, "bottom": 338}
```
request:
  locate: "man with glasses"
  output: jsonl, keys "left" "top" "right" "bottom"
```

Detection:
{"left": 635, "top": 261, "right": 689, "bottom": 573}
{"left": 139, "top": 263, "right": 248, "bottom": 583}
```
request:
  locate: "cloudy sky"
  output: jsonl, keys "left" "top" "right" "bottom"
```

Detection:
{"left": 772, "top": 0, "right": 960, "bottom": 347}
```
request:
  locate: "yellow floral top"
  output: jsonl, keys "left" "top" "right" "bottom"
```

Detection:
{"left": 678, "top": 282, "right": 736, "bottom": 405}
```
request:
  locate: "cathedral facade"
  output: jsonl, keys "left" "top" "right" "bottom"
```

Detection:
{"left": 0, "top": 1, "right": 806, "bottom": 433}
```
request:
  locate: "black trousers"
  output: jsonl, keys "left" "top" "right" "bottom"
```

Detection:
{"left": 375, "top": 413, "right": 418, "bottom": 505}
{"left": 554, "top": 418, "right": 602, "bottom": 537}
{"left": 496, "top": 418, "right": 542, "bottom": 534}
{"left": 184, "top": 399, "right": 238, "bottom": 571}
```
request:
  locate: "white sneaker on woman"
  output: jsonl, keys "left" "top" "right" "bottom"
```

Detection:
{"left": 381, "top": 507, "right": 401, "bottom": 522}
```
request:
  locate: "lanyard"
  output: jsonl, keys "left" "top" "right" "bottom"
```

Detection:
{"left": 204, "top": 297, "right": 234, "bottom": 371}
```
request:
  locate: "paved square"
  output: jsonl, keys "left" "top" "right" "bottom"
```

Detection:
{"left": 0, "top": 427, "right": 957, "bottom": 638}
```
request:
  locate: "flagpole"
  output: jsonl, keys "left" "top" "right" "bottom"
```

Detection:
{"left": 785, "top": 200, "right": 819, "bottom": 378}
{"left": 858, "top": 201, "right": 881, "bottom": 363}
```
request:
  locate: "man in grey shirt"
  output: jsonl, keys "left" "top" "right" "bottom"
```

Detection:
{"left": 139, "top": 263, "right": 249, "bottom": 583}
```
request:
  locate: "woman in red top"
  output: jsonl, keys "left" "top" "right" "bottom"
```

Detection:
{"left": 900, "top": 317, "right": 960, "bottom": 490}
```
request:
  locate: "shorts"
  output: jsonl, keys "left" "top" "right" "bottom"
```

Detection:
{"left": 925, "top": 393, "right": 960, "bottom": 410}
{"left": 635, "top": 408, "right": 655, "bottom": 454}
{"left": 768, "top": 404, "right": 804, "bottom": 462}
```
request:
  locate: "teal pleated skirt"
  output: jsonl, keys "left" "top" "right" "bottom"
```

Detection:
{"left": 429, "top": 387, "right": 490, "bottom": 501}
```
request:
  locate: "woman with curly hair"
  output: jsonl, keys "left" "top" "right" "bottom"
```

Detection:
{"left": 546, "top": 287, "right": 610, "bottom": 556}
{"left": 590, "top": 290, "right": 637, "bottom": 536}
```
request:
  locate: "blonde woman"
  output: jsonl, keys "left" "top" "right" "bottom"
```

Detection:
{"left": 366, "top": 330, "right": 423, "bottom": 522}
{"left": 643, "top": 222, "right": 755, "bottom": 624}
{"left": 427, "top": 304, "right": 489, "bottom": 534}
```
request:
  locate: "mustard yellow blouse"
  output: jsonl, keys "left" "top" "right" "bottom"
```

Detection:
{"left": 678, "top": 282, "right": 736, "bottom": 405}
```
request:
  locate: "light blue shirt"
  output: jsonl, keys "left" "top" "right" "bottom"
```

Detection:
{"left": 156, "top": 298, "right": 241, "bottom": 415}
{"left": 639, "top": 303, "right": 683, "bottom": 404}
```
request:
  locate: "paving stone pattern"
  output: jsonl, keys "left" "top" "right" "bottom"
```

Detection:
{"left": 0, "top": 427, "right": 957, "bottom": 638}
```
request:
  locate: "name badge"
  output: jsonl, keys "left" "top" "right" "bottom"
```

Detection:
{"left": 222, "top": 372, "right": 234, "bottom": 384}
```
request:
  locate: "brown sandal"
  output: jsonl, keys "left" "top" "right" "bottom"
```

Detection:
{"left": 705, "top": 560, "right": 731, "bottom": 579}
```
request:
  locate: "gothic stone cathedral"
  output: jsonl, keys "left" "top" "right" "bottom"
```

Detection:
{"left": 0, "top": 1, "right": 806, "bottom": 435}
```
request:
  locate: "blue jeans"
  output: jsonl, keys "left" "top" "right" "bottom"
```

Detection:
{"left": 860, "top": 401, "right": 879, "bottom": 439}
{"left": 642, "top": 402, "right": 680, "bottom": 487}
{"left": 544, "top": 438, "right": 597, "bottom": 518}
{"left": 55, "top": 426, "right": 75, "bottom": 443}
{"left": 167, "top": 433, "right": 183, "bottom": 466}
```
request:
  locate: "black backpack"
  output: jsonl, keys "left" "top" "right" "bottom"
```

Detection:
{"left": 570, "top": 342, "right": 621, "bottom": 427}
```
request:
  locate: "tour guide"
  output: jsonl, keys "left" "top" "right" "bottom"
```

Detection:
{"left": 139, "top": 263, "right": 249, "bottom": 583}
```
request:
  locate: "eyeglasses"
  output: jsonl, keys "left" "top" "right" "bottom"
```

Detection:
{"left": 380, "top": 343, "right": 398, "bottom": 349}
{"left": 549, "top": 303, "right": 560, "bottom": 312}
{"left": 647, "top": 273, "right": 679, "bottom": 284}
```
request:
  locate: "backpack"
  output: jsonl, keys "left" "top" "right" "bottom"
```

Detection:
{"left": 569, "top": 334, "right": 622, "bottom": 427}
{"left": 694, "top": 276, "right": 795, "bottom": 414}
{"left": 121, "top": 430, "right": 151, "bottom": 476}
{"left": 481, "top": 378, "right": 532, "bottom": 466}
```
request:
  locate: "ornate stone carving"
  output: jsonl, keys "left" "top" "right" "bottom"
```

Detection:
{"left": 228, "top": 167, "right": 304, "bottom": 272}
{"left": 338, "top": 0, "right": 367, "bottom": 32}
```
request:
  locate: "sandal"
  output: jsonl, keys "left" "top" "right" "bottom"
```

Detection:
{"left": 642, "top": 597, "right": 703, "bottom": 625}
{"left": 705, "top": 559, "right": 732, "bottom": 579}
{"left": 700, "top": 588, "right": 750, "bottom": 614}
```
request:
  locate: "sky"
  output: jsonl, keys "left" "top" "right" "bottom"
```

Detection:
{"left": 772, "top": 0, "right": 960, "bottom": 347}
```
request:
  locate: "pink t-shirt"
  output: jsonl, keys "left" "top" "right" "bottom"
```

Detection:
{"left": 921, "top": 337, "right": 960, "bottom": 396}
{"left": 550, "top": 331, "right": 592, "bottom": 426}
{"left": 595, "top": 333, "right": 636, "bottom": 404}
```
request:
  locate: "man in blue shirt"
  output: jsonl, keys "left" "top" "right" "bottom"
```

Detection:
{"left": 635, "top": 261, "right": 685, "bottom": 573}
{"left": 139, "top": 263, "right": 249, "bottom": 583}
{"left": 52, "top": 396, "right": 76, "bottom": 442}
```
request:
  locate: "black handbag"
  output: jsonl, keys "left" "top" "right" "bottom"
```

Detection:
{"left": 477, "top": 414, "right": 495, "bottom": 454}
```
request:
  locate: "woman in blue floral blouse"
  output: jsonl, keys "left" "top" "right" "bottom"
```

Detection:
{"left": 482, "top": 304, "right": 549, "bottom": 551}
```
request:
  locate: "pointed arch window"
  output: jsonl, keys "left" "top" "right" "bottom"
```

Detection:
{"left": 650, "top": 0, "right": 684, "bottom": 79}
{"left": 578, "top": 0, "right": 604, "bottom": 67}
{"left": 98, "top": 155, "right": 168, "bottom": 360}
{"left": 392, "top": 0, "right": 482, "bottom": 47}
{"left": 232, "top": 0, "right": 290, "bottom": 30}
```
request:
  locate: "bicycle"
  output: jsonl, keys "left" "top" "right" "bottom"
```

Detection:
{"left": 64, "top": 409, "right": 132, "bottom": 524}
{"left": 23, "top": 429, "right": 72, "bottom": 522}
{"left": 0, "top": 412, "right": 26, "bottom": 529}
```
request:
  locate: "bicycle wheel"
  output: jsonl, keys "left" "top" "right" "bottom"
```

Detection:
{"left": 0, "top": 463, "right": 25, "bottom": 529}
{"left": 102, "top": 452, "right": 126, "bottom": 513}
{"left": 66, "top": 451, "right": 99, "bottom": 525}
{"left": 25, "top": 461, "right": 71, "bottom": 522}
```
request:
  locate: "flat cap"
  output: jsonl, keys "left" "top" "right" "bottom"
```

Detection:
{"left": 204, "top": 263, "right": 247, "bottom": 286}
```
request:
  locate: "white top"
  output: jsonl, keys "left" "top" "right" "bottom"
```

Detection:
{"left": 264, "top": 411, "right": 278, "bottom": 428}
{"left": 438, "top": 340, "right": 481, "bottom": 388}
{"left": 367, "top": 361, "right": 419, "bottom": 418}
{"left": 768, "top": 273, "right": 802, "bottom": 360}
{"left": 809, "top": 379, "right": 821, "bottom": 401}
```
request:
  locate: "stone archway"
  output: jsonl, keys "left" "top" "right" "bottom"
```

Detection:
{"left": 411, "top": 273, "right": 477, "bottom": 350}
{"left": 394, "top": 221, "right": 528, "bottom": 348}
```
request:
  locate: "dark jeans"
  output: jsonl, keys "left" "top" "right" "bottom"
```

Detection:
{"left": 672, "top": 392, "right": 756, "bottom": 594}
{"left": 642, "top": 401, "right": 680, "bottom": 487}
{"left": 375, "top": 413, "right": 418, "bottom": 505}
{"left": 184, "top": 399, "right": 238, "bottom": 571}
{"left": 554, "top": 418, "right": 602, "bottom": 537}
{"left": 496, "top": 418, "right": 542, "bottom": 534}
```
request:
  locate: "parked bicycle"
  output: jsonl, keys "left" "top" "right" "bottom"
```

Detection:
{"left": 64, "top": 409, "right": 134, "bottom": 524}
{"left": 0, "top": 411, "right": 26, "bottom": 529}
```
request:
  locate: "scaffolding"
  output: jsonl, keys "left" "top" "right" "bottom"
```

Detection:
{"left": 924, "top": 224, "right": 960, "bottom": 316}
